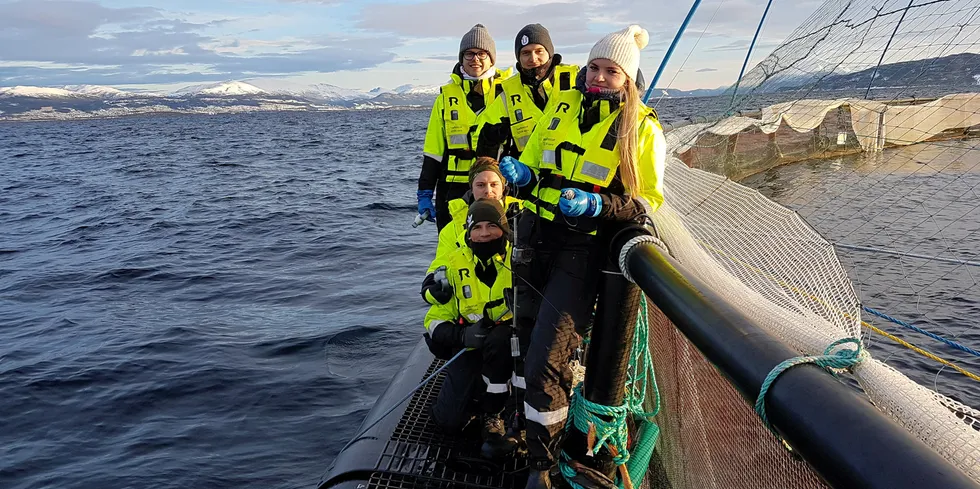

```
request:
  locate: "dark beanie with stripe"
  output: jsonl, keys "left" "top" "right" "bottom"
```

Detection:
{"left": 515, "top": 23, "right": 554, "bottom": 60}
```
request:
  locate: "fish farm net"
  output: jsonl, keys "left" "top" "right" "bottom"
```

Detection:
{"left": 643, "top": 0, "right": 980, "bottom": 486}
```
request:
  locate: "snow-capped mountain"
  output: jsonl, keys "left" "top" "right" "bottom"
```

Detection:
{"left": 390, "top": 83, "right": 440, "bottom": 95}
{"left": 242, "top": 79, "right": 371, "bottom": 102}
{"left": 62, "top": 85, "right": 131, "bottom": 98}
{"left": 0, "top": 85, "right": 164, "bottom": 99}
{"left": 172, "top": 81, "right": 268, "bottom": 97}
{"left": 0, "top": 79, "right": 445, "bottom": 120}
{"left": 0, "top": 86, "right": 82, "bottom": 99}
{"left": 365, "top": 83, "right": 440, "bottom": 107}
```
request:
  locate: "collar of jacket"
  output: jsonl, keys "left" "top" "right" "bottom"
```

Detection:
{"left": 517, "top": 53, "right": 563, "bottom": 89}
{"left": 451, "top": 63, "right": 499, "bottom": 92}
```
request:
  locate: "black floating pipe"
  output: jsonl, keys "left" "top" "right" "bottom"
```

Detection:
{"left": 618, "top": 237, "right": 979, "bottom": 489}
{"left": 563, "top": 233, "right": 643, "bottom": 482}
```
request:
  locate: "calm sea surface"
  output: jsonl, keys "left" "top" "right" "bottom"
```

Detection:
{"left": 1, "top": 107, "right": 977, "bottom": 489}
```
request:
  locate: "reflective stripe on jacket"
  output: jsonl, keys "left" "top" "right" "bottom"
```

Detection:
{"left": 422, "top": 69, "right": 511, "bottom": 184}
{"left": 520, "top": 91, "right": 666, "bottom": 224}
{"left": 423, "top": 239, "right": 513, "bottom": 334}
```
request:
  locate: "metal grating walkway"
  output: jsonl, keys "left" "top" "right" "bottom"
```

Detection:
{"left": 368, "top": 358, "right": 527, "bottom": 489}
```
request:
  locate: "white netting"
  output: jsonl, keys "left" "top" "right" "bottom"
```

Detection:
{"left": 647, "top": 157, "right": 980, "bottom": 485}
{"left": 635, "top": 0, "right": 980, "bottom": 484}
{"left": 671, "top": 94, "right": 980, "bottom": 156}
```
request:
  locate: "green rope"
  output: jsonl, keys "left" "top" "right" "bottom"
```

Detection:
{"left": 559, "top": 295, "right": 662, "bottom": 489}
{"left": 754, "top": 337, "right": 865, "bottom": 430}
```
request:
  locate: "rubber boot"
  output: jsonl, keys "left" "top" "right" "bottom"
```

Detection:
{"left": 524, "top": 467, "right": 551, "bottom": 489}
{"left": 480, "top": 414, "right": 519, "bottom": 459}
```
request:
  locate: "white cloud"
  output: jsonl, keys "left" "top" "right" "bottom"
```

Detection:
{"left": 0, "top": 0, "right": 830, "bottom": 90}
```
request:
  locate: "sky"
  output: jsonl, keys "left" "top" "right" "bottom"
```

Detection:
{"left": 0, "top": 0, "right": 827, "bottom": 92}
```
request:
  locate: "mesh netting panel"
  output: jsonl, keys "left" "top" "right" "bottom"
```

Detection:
{"left": 666, "top": 0, "right": 980, "bottom": 179}
{"left": 640, "top": 0, "right": 980, "bottom": 483}
{"left": 724, "top": 0, "right": 980, "bottom": 109}
{"left": 648, "top": 156, "right": 980, "bottom": 482}
{"left": 669, "top": 96, "right": 980, "bottom": 182}
{"left": 645, "top": 302, "right": 828, "bottom": 489}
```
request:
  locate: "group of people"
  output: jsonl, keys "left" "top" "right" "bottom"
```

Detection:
{"left": 415, "top": 22, "right": 667, "bottom": 489}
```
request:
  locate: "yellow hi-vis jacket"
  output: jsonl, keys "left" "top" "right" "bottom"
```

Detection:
{"left": 520, "top": 91, "right": 667, "bottom": 223}
{"left": 423, "top": 236, "right": 513, "bottom": 336}
{"left": 475, "top": 64, "right": 579, "bottom": 157}
{"left": 422, "top": 69, "right": 512, "bottom": 185}
{"left": 426, "top": 195, "right": 522, "bottom": 274}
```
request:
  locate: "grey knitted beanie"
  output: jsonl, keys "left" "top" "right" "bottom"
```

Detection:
{"left": 459, "top": 24, "right": 496, "bottom": 65}
{"left": 588, "top": 25, "right": 650, "bottom": 81}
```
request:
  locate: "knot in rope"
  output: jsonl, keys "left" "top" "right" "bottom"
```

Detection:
{"left": 755, "top": 337, "right": 865, "bottom": 430}
{"left": 559, "top": 295, "right": 661, "bottom": 489}
{"left": 568, "top": 384, "right": 632, "bottom": 464}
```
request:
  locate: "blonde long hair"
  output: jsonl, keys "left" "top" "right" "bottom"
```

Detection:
{"left": 616, "top": 78, "right": 642, "bottom": 194}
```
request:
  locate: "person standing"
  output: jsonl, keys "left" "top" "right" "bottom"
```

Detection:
{"left": 475, "top": 24, "right": 578, "bottom": 160}
{"left": 497, "top": 25, "right": 666, "bottom": 489}
{"left": 417, "top": 24, "right": 511, "bottom": 231}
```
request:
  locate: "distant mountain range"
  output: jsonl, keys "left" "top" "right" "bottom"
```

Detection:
{"left": 6, "top": 52, "right": 980, "bottom": 122}
{"left": 0, "top": 78, "right": 726, "bottom": 121}
{"left": 0, "top": 80, "right": 445, "bottom": 121}
{"left": 747, "top": 53, "right": 980, "bottom": 95}
{"left": 805, "top": 52, "right": 980, "bottom": 91}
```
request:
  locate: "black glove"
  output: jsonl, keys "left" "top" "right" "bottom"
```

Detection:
{"left": 475, "top": 118, "right": 510, "bottom": 157}
{"left": 423, "top": 332, "right": 455, "bottom": 360}
{"left": 459, "top": 316, "right": 494, "bottom": 349}
{"left": 420, "top": 268, "right": 452, "bottom": 305}
{"left": 425, "top": 319, "right": 461, "bottom": 360}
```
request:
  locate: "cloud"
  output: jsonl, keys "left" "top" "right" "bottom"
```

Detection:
{"left": 0, "top": 0, "right": 400, "bottom": 86}
{"left": 706, "top": 39, "right": 780, "bottom": 52}
{"left": 0, "top": 0, "right": 159, "bottom": 35}
{"left": 696, "top": 68, "right": 718, "bottom": 72}
{"left": 356, "top": 1, "right": 597, "bottom": 48}
{"left": 594, "top": 0, "right": 825, "bottom": 39}
{"left": 0, "top": 0, "right": 827, "bottom": 89}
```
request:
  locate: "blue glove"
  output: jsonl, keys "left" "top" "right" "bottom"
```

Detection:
{"left": 416, "top": 189, "right": 436, "bottom": 222}
{"left": 559, "top": 188, "right": 602, "bottom": 218}
{"left": 499, "top": 156, "right": 532, "bottom": 187}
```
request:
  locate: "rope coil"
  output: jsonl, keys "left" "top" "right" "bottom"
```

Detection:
{"left": 560, "top": 295, "right": 661, "bottom": 489}
{"left": 618, "top": 234, "right": 668, "bottom": 284}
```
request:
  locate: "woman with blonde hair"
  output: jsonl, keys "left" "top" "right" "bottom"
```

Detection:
{"left": 497, "top": 25, "right": 666, "bottom": 488}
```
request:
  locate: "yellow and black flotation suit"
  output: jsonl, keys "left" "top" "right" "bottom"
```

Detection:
{"left": 423, "top": 237, "right": 513, "bottom": 332}
{"left": 499, "top": 64, "right": 579, "bottom": 153}
{"left": 429, "top": 70, "right": 511, "bottom": 184}
{"left": 524, "top": 91, "right": 660, "bottom": 226}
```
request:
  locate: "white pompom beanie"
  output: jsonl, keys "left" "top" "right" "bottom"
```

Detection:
{"left": 587, "top": 25, "right": 650, "bottom": 81}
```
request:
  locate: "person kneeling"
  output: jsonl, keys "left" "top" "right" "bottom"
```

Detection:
{"left": 421, "top": 156, "right": 522, "bottom": 306}
{"left": 422, "top": 199, "right": 520, "bottom": 459}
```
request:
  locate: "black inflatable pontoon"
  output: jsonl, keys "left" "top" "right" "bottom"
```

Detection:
{"left": 321, "top": 227, "right": 980, "bottom": 489}
{"left": 319, "top": 339, "right": 528, "bottom": 489}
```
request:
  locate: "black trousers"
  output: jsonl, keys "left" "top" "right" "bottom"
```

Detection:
{"left": 434, "top": 181, "right": 470, "bottom": 232}
{"left": 430, "top": 324, "right": 514, "bottom": 432}
{"left": 513, "top": 212, "right": 602, "bottom": 465}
